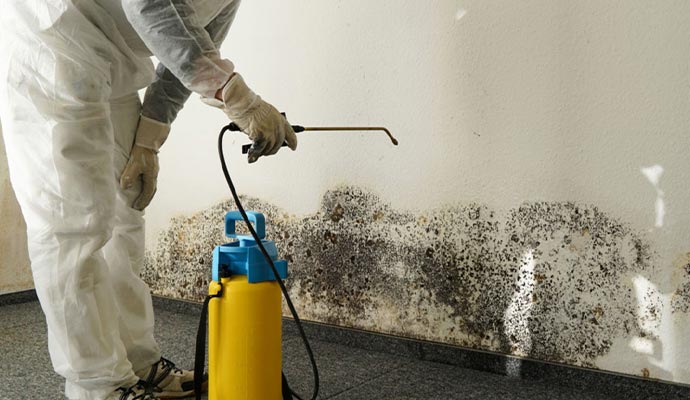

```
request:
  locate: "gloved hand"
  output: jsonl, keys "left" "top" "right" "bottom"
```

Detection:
{"left": 201, "top": 73, "right": 297, "bottom": 163}
{"left": 120, "top": 116, "right": 170, "bottom": 211}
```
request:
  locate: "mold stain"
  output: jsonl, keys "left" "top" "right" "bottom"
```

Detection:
{"left": 143, "top": 186, "right": 677, "bottom": 368}
{"left": 671, "top": 253, "right": 690, "bottom": 313}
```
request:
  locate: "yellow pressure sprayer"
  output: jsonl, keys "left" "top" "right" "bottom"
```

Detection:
{"left": 194, "top": 122, "right": 320, "bottom": 400}
{"left": 208, "top": 211, "right": 286, "bottom": 399}
{"left": 194, "top": 120, "right": 398, "bottom": 400}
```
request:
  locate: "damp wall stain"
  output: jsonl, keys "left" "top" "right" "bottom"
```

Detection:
{"left": 143, "top": 186, "right": 686, "bottom": 370}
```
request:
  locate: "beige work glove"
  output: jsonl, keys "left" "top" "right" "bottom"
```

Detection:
{"left": 201, "top": 73, "right": 297, "bottom": 163}
{"left": 120, "top": 116, "right": 170, "bottom": 211}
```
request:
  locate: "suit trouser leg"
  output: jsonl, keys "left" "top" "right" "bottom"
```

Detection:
{"left": 103, "top": 93, "right": 161, "bottom": 374}
{"left": 0, "top": 42, "right": 139, "bottom": 400}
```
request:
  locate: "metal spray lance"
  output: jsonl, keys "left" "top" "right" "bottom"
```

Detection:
{"left": 224, "top": 121, "right": 399, "bottom": 156}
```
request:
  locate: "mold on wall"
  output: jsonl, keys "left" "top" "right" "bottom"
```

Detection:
{"left": 671, "top": 253, "right": 690, "bottom": 313}
{"left": 143, "top": 186, "right": 686, "bottom": 371}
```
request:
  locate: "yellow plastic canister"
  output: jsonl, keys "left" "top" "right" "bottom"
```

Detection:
{"left": 208, "top": 275, "right": 283, "bottom": 400}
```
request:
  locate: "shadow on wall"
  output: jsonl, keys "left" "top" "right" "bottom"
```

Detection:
{"left": 0, "top": 122, "right": 32, "bottom": 294}
{"left": 143, "top": 186, "right": 690, "bottom": 373}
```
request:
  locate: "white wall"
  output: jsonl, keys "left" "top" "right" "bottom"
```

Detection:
{"left": 0, "top": 123, "right": 32, "bottom": 295}
{"left": 145, "top": 0, "right": 690, "bottom": 384}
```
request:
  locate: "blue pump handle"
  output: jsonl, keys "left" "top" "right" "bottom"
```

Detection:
{"left": 225, "top": 211, "right": 265, "bottom": 240}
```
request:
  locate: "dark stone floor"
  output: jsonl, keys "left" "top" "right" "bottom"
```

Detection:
{"left": 0, "top": 299, "right": 683, "bottom": 399}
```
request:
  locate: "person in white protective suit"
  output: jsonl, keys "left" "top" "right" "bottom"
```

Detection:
{"left": 0, "top": 0, "right": 297, "bottom": 399}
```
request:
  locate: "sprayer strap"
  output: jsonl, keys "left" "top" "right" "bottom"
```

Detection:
{"left": 282, "top": 372, "right": 294, "bottom": 400}
{"left": 194, "top": 284, "right": 223, "bottom": 400}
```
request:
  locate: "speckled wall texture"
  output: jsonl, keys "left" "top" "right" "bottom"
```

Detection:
{"left": 143, "top": 186, "right": 690, "bottom": 381}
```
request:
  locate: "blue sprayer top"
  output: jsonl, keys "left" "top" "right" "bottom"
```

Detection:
{"left": 211, "top": 211, "right": 288, "bottom": 283}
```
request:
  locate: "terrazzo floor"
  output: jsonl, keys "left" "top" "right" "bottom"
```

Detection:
{"left": 0, "top": 300, "right": 672, "bottom": 399}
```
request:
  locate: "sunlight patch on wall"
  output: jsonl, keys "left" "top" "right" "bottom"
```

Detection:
{"left": 504, "top": 249, "right": 536, "bottom": 357}
{"left": 629, "top": 337, "right": 654, "bottom": 355}
{"left": 641, "top": 165, "right": 665, "bottom": 228}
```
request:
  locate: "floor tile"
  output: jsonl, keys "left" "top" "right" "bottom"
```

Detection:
{"left": 1, "top": 299, "right": 684, "bottom": 400}
{"left": 327, "top": 360, "right": 626, "bottom": 400}
{"left": 0, "top": 301, "right": 46, "bottom": 330}
{"left": 282, "top": 336, "right": 413, "bottom": 399}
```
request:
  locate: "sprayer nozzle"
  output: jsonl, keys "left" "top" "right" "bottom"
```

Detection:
{"left": 378, "top": 128, "right": 398, "bottom": 146}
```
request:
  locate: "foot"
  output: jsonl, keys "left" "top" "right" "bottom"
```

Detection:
{"left": 106, "top": 381, "right": 155, "bottom": 400}
{"left": 136, "top": 357, "right": 205, "bottom": 399}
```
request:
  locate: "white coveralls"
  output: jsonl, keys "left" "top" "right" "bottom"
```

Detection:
{"left": 0, "top": 0, "right": 239, "bottom": 398}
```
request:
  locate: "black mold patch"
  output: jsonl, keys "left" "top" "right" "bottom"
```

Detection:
{"left": 671, "top": 253, "right": 690, "bottom": 313}
{"left": 143, "top": 186, "right": 669, "bottom": 368}
{"left": 673, "top": 285, "right": 690, "bottom": 313}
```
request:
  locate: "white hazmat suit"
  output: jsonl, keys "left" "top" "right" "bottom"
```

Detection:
{"left": 0, "top": 0, "right": 293, "bottom": 398}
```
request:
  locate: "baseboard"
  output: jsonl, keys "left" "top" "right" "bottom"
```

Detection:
{"left": 0, "top": 289, "right": 37, "bottom": 306}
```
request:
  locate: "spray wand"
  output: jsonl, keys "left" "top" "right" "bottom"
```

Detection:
{"left": 224, "top": 122, "right": 399, "bottom": 154}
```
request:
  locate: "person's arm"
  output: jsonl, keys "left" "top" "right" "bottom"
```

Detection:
{"left": 123, "top": 0, "right": 237, "bottom": 99}
{"left": 120, "top": 0, "right": 296, "bottom": 210}
{"left": 125, "top": 0, "right": 296, "bottom": 163}
{"left": 119, "top": 1, "right": 240, "bottom": 210}
{"left": 139, "top": 2, "right": 240, "bottom": 124}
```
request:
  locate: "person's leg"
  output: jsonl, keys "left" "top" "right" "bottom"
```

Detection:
{"left": 104, "top": 93, "right": 162, "bottom": 373}
{"left": 106, "top": 93, "right": 200, "bottom": 400}
{"left": 0, "top": 26, "right": 138, "bottom": 400}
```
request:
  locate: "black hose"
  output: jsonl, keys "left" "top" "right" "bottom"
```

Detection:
{"left": 218, "top": 124, "right": 320, "bottom": 400}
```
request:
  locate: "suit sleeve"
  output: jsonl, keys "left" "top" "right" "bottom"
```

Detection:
{"left": 124, "top": 0, "right": 240, "bottom": 123}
